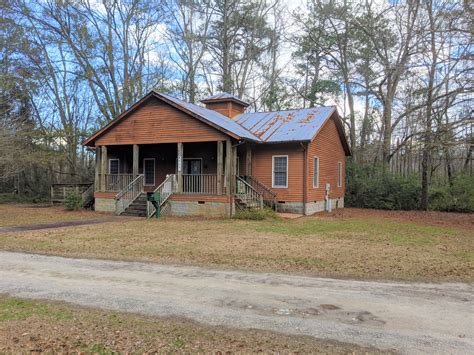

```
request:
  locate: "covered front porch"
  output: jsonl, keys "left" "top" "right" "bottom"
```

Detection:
{"left": 93, "top": 140, "right": 253, "bottom": 217}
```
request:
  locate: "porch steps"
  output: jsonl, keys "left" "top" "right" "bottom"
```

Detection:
{"left": 120, "top": 194, "right": 147, "bottom": 217}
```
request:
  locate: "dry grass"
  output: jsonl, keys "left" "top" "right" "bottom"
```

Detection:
{"left": 0, "top": 205, "right": 472, "bottom": 282}
{"left": 0, "top": 296, "right": 383, "bottom": 353}
{"left": 0, "top": 205, "right": 109, "bottom": 227}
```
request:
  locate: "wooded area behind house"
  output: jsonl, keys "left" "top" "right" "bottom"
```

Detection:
{"left": 1, "top": 0, "right": 472, "bottom": 211}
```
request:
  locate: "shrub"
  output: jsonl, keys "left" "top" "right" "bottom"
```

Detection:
{"left": 346, "top": 162, "right": 474, "bottom": 212}
{"left": 64, "top": 192, "right": 82, "bottom": 211}
{"left": 234, "top": 208, "right": 279, "bottom": 220}
{"left": 429, "top": 174, "right": 474, "bottom": 212}
{"left": 345, "top": 163, "right": 420, "bottom": 210}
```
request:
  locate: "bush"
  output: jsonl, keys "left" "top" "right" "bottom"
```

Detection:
{"left": 65, "top": 192, "right": 82, "bottom": 211}
{"left": 429, "top": 174, "right": 474, "bottom": 212}
{"left": 0, "top": 193, "right": 48, "bottom": 204}
{"left": 234, "top": 208, "right": 279, "bottom": 220}
{"left": 346, "top": 163, "right": 474, "bottom": 212}
{"left": 345, "top": 163, "right": 421, "bottom": 210}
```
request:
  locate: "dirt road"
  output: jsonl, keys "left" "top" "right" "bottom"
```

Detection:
{"left": 0, "top": 251, "right": 472, "bottom": 354}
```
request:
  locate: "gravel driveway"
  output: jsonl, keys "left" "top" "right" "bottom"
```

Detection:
{"left": 0, "top": 251, "right": 472, "bottom": 354}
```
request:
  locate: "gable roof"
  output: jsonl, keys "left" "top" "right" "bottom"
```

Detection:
{"left": 83, "top": 91, "right": 259, "bottom": 146}
{"left": 201, "top": 92, "right": 250, "bottom": 107}
{"left": 158, "top": 93, "right": 258, "bottom": 141}
{"left": 83, "top": 91, "right": 351, "bottom": 156}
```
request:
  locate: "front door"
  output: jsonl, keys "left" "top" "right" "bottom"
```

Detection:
{"left": 183, "top": 159, "right": 202, "bottom": 175}
{"left": 183, "top": 159, "right": 201, "bottom": 193}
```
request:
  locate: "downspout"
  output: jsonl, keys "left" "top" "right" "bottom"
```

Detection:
{"left": 301, "top": 142, "right": 308, "bottom": 215}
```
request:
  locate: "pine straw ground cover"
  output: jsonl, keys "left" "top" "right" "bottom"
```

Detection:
{"left": 0, "top": 296, "right": 384, "bottom": 353}
{"left": 0, "top": 206, "right": 472, "bottom": 282}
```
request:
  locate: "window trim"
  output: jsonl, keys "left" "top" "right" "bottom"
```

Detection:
{"left": 313, "top": 156, "right": 319, "bottom": 188}
{"left": 108, "top": 158, "right": 120, "bottom": 175}
{"left": 143, "top": 158, "right": 156, "bottom": 186}
{"left": 272, "top": 155, "right": 288, "bottom": 188}
{"left": 337, "top": 161, "right": 343, "bottom": 188}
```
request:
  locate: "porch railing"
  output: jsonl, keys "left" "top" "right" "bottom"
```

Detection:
{"left": 182, "top": 174, "right": 224, "bottom": 195}
{"left": 115, "top": 174, "right": 144, "bottom": 215}
{"left": 147, "top": 174, "right": 178, "bottom": 218}
{"left": 105, "top": 174, "right": 134, "bottom": 192}
{"left": 239, "top": 175, "right": 277, "bottom": 209}
{"left": 235, "top": 176, "right": 264, "bottom": 210}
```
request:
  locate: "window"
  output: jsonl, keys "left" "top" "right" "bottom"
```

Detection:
{"left": 143, "top": 158, "right": 155, "bottom": 186}
{"left": 313, "top": 157, "right": 319, "bottom": 188}
{"left": 108, "top": 159, "right": 119, "bottom": 175}
{"left": 337, "top": 161, "right": 342, "bottom": 187}
{"left": 272, "top": 155, "right": 288, "bottom": 188}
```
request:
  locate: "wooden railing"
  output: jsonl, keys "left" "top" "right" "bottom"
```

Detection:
{"left": 147, "top": 174, "right": 178, "bottom": 218}
{"left": 81, "top": 184, "right": 94, "bottom": 207}
{"left": 240, "top": 175, "right": 277, "bottom": 209}
{"left": 51, "top": 183, "right": 93, "bottom": 205}
{"left": 235, "top": 176, "right": 263, "bottom": 210}
{"left": 114, "top": 174, "right": 144, "bottom": 215}
{"left": 182, "top": 174, "right": 223, "bottom": 195}
{"left": 105, "top": 174, "right": 134, "bottom": 192}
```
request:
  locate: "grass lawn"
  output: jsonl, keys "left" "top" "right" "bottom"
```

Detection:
{"left": 0, "top": 296, "right": 381, "bottom": 353}
{"left": 0, "top": 204, "right": 109, "bottom": 227}
{"left": 0, "top": 205, "right": 472, "bottom": 282}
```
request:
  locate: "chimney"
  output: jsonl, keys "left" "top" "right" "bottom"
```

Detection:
{"left": 201, "top": 93, "right": 249, "bottom": 119}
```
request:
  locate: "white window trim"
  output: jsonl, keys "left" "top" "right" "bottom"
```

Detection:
{"left": 143, "top": 158, "right": 155, "bottom": 186}
{"left": 337, "top": 161, "right": 342, "bottom": 187}
{"left": 108, "top": 159, "right": 120, "bottom": 175}
{"left": 272, "top": 155, "right": 288, "bottom": 188}
{"left": 313, "top": 156, "right": 319, "bottom": 188}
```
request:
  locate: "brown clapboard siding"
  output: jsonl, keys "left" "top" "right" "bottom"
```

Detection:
{"left": 252, "top": 143, "right": 304, "bottom": 202}
{"left": 95, "top": 98, "right": 227, "bottom": 146}
{"left": 204, "top": 101, "right": 245, "bottom": 119}
{"left": 306, "top": 116, "right": 346, "bottom": 201}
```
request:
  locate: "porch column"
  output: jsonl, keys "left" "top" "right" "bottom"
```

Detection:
{"left": 246, "top": 144, "right": 252, "bottom": 176}
{"left": 100, "top": 145, "right": 107, "bottom": 191}
{"left": 231, "top": 144, "right": 238, "bottom": 193}
{"left": 217, "top": 141, "right": 224, "bottom": 195}
{"left": 225, "top": 140, "right": 232, "bottom": 195}
{"left": 94, "top": 147, "right": 101, "bottom": 192}
{"left": 132, "top": 144, "right": 139, "bottom": 177}
{"left": 177, "top": 142, "right": 183, "bottom": 193}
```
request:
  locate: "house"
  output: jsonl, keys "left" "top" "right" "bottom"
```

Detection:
{"left": 83, "top": 91, "right": 351, "bottom": 217}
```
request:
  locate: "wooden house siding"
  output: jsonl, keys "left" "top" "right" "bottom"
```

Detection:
{"left": 204, "top": 101, "right": 245, "bottom": 118}
{"left": 306, "top": 117, "right": 346, "bottom": 201}
{"left": 95, "top": 98, "right": 227, "bottom": 146}
{"left": 251, "top": 143, "right": 304, "bottom": 202}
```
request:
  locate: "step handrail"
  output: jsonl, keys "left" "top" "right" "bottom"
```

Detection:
{"left": 147, "top": 174, "right": 178, "bottom": 218}
{"left": 235, "top": 175, "right": 263, "bottom": 210}
{"left": 115, "top": 174, "right": 144, "bottom": 215}
{"left": 81, "top": 184, "right": 94, "bottom": 207}
{"left": 240, "top": 175, "right": 276, "bottom": 208}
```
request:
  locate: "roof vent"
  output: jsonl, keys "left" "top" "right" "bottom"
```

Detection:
{"left": 201, "top": 92, "right": 249, "bottom": 119}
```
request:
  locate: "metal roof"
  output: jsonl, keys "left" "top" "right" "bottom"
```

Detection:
{"left": 157, "top": 92, "right": 259, "bottom": 141}
{"left": 201, "top": 92, "right": 249, "bottom": 107}
{"left": 235, "top": 107, "right": 337, "bottom": 143}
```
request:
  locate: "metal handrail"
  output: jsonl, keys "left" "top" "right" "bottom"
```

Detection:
{"left": 114, "top": 174, "right": 144, "bottom": 215}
